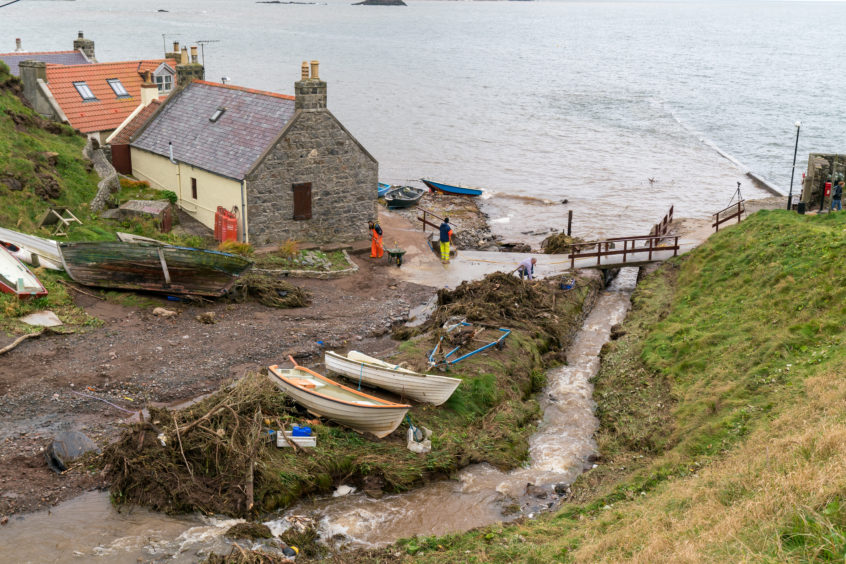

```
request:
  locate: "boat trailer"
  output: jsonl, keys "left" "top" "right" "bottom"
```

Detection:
{"left": 428, "top": 320, "right": 511, "bottom": 368}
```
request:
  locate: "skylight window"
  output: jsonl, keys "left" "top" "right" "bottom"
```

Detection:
{"left": 107, "top": 78, "right": 130, "bottom": 98}
{"left": 73, "top": 81, "right": 96, "bottom": 101}
{"left": 209, "top": 107, "right": 226, "bottom": 123}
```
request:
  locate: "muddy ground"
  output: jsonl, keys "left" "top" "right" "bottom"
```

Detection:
{"left": 0, "top": 253, "right": 434, "bottom": 519}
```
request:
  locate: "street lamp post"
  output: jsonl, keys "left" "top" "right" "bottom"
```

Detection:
{"left": 787, "top": 121, "right": 801, "bottom": 210}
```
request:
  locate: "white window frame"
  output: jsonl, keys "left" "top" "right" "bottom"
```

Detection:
{"left": 107, "top": 78, "right": 130, "bottom": 98}
{"left": 152, "top": 63, "right": 176, "bottom": 94}
{"left": 73, "top": 81, "right": 96, "bottom": 101}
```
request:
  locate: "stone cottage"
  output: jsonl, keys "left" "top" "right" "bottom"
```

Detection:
{"left": 129, "top": 61, "right": 377, "bottom": 245}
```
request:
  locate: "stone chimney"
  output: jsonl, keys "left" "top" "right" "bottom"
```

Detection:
{"left": 14, "top": 38, "right": 23, "bottom": 52}
{"left": 73, "top": 31, "right": 95, "bottom": 60}
{"left": 18, "top": 60, "right": 46, "bottom": 105}
{"left": 294, "top": 60, "right": 327, "bottom": 111}
{"left": 176, "top": 46, "right": 205, "bottom": 86}
{"left": 140, "top": 71, "right": 158, "bottom": 106}
{"left": 165, "top": 41, "right": 181, "bottom": 61}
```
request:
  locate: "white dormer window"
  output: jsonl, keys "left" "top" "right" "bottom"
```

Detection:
{"left": 107, "top": 78, "right": 130, "bottom": 98}
{"left": 209, "top": 107, "right": 226, "bottom": 122}
{"left": 73, "top": 81, "right": 96, "bottom": 101}
{"left": 155, "top": 74, "right": 173, "bottom": 94}
{"left": 152, "top": 62, "right": 176, "bottom": 95}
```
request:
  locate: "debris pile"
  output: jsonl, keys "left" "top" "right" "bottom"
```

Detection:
{"left": 427, "top": 272, "right": 588, "bottom": 346}
{"left": 227, "top": 274, "right": 311, "bottom": 309}
{"left": 540, "top": 232, "right": 587, "bottom": 254}
{"left": 104, "top": 374, "right": 296, "bottom": 516}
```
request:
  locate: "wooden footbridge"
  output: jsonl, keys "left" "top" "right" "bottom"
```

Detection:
{"left": 392, "top": 206, "right": 693, "bottom": 288}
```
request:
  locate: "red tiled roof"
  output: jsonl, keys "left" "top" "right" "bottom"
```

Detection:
{"left": 110, "top": 99, "right": 162, "bottom": 145}
{"left": 46, "top": 60, "right": 175, "bottom": 133}
{"left": 192, "top": 80, "right": 295, "bottom": 101}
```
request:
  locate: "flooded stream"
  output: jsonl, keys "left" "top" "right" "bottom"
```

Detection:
{"left": 0, "top": 269, "right": 636, "bottom": 561}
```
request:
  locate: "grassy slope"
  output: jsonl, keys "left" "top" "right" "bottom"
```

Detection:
{"left": 390, "top": 210, "right": 846, "bottom": 562}
{"left": 0, "top": 63, "right": 203, "bottom": 334}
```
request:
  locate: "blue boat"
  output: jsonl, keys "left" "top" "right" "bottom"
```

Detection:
{"left": 421, "top": 178, "right": 483, "bottom": 197}
{"left": 378, "top": 182, "right": 392, "bottom": 198}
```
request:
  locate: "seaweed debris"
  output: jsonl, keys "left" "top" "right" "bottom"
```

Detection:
{"left": 406, "top": 272, "right": 589, "bottom": 348}
{"left": 227, "top": 273, "right": 311, "bottom": 308}
{"left": 540, "top": 232, "right": 587, "bottom": 254}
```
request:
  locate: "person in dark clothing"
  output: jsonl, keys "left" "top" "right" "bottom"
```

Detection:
{"left": 438, "top": 218, "right": 453, "bottom": 262}
{"left": 832, "top": 181, "right": 843, "bottom": 211}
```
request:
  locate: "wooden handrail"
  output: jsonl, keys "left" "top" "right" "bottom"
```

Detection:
{"left": 418, "top": 208, "right": 446, "bottom": 232}
{"left": 712, "top": 201, "right": 745, "bottom": 231}
{"left": 566, "top": 235, "right": 679, "bottom": 269}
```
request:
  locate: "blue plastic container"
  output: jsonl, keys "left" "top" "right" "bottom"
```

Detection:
{"left": 292, "top": 426, "right": 312, "bottom": 437}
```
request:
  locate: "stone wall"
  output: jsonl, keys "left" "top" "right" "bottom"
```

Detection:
{"left": 176, "top": 63, "right": 204, "bottom": 86}
{"left": 801, "top": 153, "right": 845, "bottom": 208}
{"left": 246, "top": 110, "right": 377, "bottom": 245}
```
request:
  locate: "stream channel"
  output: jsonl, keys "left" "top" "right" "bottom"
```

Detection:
{"left": 0, "top": 268, "right": 637, "bottom": 563}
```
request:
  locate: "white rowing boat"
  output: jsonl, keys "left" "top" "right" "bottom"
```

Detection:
{"left": 325, "top": 350, "right": 461, "bottom": 406}
{"left": 0, "top": 244, "right": 47, "bottom": 298}
{"left": 0, "top": 227, "right": 62, "bottom": 270}
{"left": 268, "top": 356, "right": 410, "bottom": 439}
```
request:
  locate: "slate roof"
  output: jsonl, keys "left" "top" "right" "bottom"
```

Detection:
{"left": 0, "top": 50, "right": 90, "bottom": 76}
{"left": 46, "top": 60, "right": 175, "bottom": 133}
{"left": 131, "top": 80, "right": 296, "bottom": 181}
{"left": 109, "top": 99, "right": 161, "bottom": 145}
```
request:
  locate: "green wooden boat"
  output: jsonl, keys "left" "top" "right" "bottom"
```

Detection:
{"left": 59, "top": 242, "right": 252, "bottom": 297}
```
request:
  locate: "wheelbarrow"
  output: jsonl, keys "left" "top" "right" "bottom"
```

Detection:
{"left": 386, "top": 247, "right": 406, "bottom": 267}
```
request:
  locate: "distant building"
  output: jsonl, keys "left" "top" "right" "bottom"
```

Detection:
{"left": 129, "top": 62, "right": 377, "bottom": 245}
{"left": 10, "top": 35, "right": 204, "bottom": 144}
{"left": 0, "top": 32, "right": 94, "bottom": 76}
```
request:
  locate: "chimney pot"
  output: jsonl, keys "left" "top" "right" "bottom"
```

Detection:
{"left": 301, "top": 62, "right": 309, "bottom": 80}
{"left": 173, "top": 41, "right": 180, "bottom": 52}
{"left": 309, "top": 60, "right": 319, "bottom": 80}
{"left": 190, "top": 45, "right": 198, "bottom": 64}
{"left": 15, "top": 38, "right": 22, "bottom": 52}
{"left": 78, "top": 31, "right": 84, "bottom": 39}
{"left": 180, "top": 47, "right": 189, "bottom": 65}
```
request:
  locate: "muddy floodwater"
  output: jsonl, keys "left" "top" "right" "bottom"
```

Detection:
{"left": 0, "top": 269, "right": 636, "bottom": 561}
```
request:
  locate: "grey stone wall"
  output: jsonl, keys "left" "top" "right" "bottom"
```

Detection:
{"left": 246, "top": 110, "right": 377, "bottom": 245}
{"left": 17, "top": 61, "right": 53, "bottom": 117}
{"left": 176, "top": 63, "right": 205, "bottom": 86}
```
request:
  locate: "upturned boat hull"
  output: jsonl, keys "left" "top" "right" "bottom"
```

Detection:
{"left": 268, "top": 361, "right": 410, "bottom": 438}
{"left": 59, "top": 242, "right": 252, "bottom": 297}
{"left": 0, "top": 245, "right": 47, "bottom": 299}
{"left": 325, "top": 350, "right": 461, "bottom": 406}
{"left": 0, "top": 227, "right": 63, "bottom": 270}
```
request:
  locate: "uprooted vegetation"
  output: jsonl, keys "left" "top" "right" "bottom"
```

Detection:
{"left": 387, "top": 210, "right": 846, "bottom": 562}
{"left": 105, "top": 272, "right": 599, "bottom": 518}
{"left": 540, "top": 232, "right": 587, "bottom": 254}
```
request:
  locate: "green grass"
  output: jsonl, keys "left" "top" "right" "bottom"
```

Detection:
{"left": 368, "top": 210, "right": 846, "bottom": 562}
{"left": 0, "top": 63, "right": 212, "bottom": 334}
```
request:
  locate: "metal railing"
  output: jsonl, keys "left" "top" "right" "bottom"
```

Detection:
{"left": 566, "top": 235, "right": 680, "bottom": 269}
{"left": 712, "top": 200, "right": 745, "bottom": 231}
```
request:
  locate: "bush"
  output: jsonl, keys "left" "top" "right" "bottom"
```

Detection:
{"left": 160, "top": 190, "right": 178, "bottom": 205}
{"left": 278, "top": 239, "right": 299, "bottom": 259}
{"left": 218, "top": 240, "right": 254, "bottom": 256}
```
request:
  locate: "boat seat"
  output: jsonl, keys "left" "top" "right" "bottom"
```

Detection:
{"left": 287, "top": 377, "right": 322, "bottom": 389}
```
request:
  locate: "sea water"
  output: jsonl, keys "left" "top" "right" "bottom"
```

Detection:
{"left": 1, "top": 0, "right": 842, "bottom": 241}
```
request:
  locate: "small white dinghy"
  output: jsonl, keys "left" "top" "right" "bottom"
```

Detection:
{"left": 0, "top": 244, "right": 47, "bottom": 299}
{"left": 0, "top": 227, "right": 62, "bottom": 271}
{"left": 268, "top": 356, "right": 411, "bottom": 439}
{"left": 325, "top": 350, "right": 461, "bottom": 406}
